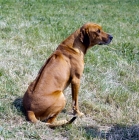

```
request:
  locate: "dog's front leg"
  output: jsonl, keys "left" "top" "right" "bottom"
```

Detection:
{"left": 71, "top": 77, "right": 84, "bottom": 117}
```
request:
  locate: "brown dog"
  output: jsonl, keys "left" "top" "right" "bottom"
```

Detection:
{"left": 23, "top": 22, "right": 113, "bottom": 127}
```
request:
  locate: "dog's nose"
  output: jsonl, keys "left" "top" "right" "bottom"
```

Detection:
{"left": 109, "top": 34, "right": 113, "bottom": 40}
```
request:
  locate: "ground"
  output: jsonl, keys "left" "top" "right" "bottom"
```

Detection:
{"left": 0, "top": 0, "right": 139, "bottom": 139}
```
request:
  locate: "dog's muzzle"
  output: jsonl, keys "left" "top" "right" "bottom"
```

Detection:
{"left": 99, "top": 34, "right": 113, "bottom": 45}
{"left": 109, "top": 34, "right": 113, "bottom": 41}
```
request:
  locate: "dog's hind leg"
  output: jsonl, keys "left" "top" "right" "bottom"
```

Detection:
{"left": 27, "top": 111, "right": 38, "bottom": 123}
{"left": 45, "top": 91, "right": 67, "bottom": 124}
{"left": 45, "top": 93, "right": 77, "bottom": 128}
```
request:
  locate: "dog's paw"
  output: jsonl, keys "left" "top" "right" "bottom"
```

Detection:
{"left": 73, "top": 110, "right": 84, "bottom": 117}
{"left": 77, "top": 111, "right": 84, "bottom": 117}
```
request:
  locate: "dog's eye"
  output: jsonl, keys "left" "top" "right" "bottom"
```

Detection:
{"left": 97, "top": 29, "right": 100, "bottom": 33}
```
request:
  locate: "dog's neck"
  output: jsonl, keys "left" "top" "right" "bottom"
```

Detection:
{"left": 60, "top": 30, "right": 89, "bottom": 55}
{"left": 73, "top": 38, "right": 87, "bottom": 55}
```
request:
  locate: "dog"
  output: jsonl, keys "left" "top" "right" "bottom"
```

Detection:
{"left": 23, "top": 22, "right": 113, "bottom": 127}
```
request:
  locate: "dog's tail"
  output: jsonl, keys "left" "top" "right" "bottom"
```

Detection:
{"left": 46, "top": 116, "right": 77, "bottom": 128}
{"left": 27, "top": 111, "right": 77, "bottom": 128}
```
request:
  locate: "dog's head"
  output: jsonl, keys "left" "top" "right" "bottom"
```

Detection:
{"left": 79, "top": 22, "right": 113, "bottom": 47}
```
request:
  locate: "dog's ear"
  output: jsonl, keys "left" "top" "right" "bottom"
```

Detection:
{"left": 79, "top": 28, "right": 90, "bottom": 47}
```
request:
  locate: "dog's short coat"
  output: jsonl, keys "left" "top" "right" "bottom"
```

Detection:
{"left": 23, "top": 22, "right": 113, "bottom": 127}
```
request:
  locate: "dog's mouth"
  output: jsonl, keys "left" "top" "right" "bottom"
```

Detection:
{"left": 98, "top": 34, "right": 113, "bottom": 45}
{"left": 98, "top": 40, "right": 111, "bottom": 45}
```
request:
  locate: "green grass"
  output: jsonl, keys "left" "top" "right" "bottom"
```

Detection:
{"left": 0, "top": 0, "right": 139, "bottom": 139}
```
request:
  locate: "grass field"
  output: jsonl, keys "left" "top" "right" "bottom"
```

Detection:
{"left": 0, "top": 0, "right": 139, "bottom": 139}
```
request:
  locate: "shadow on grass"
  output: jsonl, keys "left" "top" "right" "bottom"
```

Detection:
{"left": 82, "top": 124, "right": 139, "bottom": 140}
{"left": 12, "top": 97, "right": 25, "bottom": 117}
